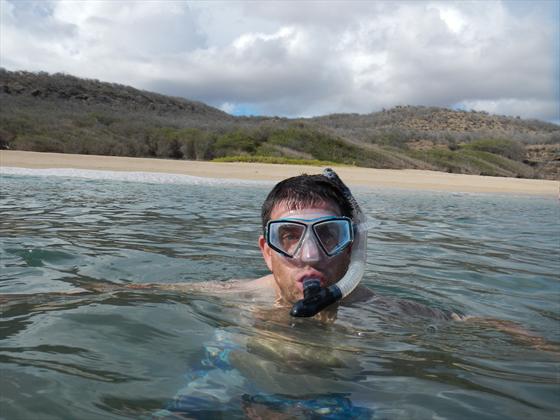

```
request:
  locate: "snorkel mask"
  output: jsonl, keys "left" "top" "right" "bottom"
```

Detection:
{"left": 266, "top": 168, "right": 368, "bottom": 317}
{"left": 266, "top": 216, "right": 353, "bottom": 260}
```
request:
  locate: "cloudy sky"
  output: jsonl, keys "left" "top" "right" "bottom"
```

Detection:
{"left": 1, "top": 0, "right": 558, "bottom": 122}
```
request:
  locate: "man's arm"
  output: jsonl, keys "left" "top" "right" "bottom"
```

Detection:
{"left": 79, "top": 275, "right": 276, "bottom": 297}
{"left": 368, "top": 294, "right": 558, "bottom": 352}
{"left": 458, "top": 316, "right": 559, "bottom": 352}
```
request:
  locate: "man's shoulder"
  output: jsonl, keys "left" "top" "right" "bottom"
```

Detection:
{"left": 214, "top": 275, "right": 277, "bottom": 301}
{"left": 137, "top": 275, "right": 275, "bottom": 296}
{"left": 342, "top": 287, "right": 460, "bottom": 321}
{"left": 239, "top": 275, "right": 275, "bottom": 290}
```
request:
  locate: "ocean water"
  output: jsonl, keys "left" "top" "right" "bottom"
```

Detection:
{"left": 1, "top": 169, "right": 559, "bottom": 419}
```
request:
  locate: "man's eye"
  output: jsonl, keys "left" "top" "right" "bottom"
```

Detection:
{"left": 281, "top": 232, "right": 298, "bottom": 241}
{"left": 278, "top": 226, "right": 302, "bottom": 241}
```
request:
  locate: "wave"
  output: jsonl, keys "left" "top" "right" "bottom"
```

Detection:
{"left": 1, "top": 167, "right": 274, "bottom": 187}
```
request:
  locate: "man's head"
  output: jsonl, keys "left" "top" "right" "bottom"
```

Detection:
{"left": 261, "top": 174, "right": 353, "bottom": 230}
{"left": 259, "top": 174, "right": 354, "bottom": 304}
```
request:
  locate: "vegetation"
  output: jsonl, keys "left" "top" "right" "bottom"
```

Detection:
{"left": 212, "top": 156, "right": 339, "bottom": 166}
{"left": 461, "top": 138, "right": 525, "bottom": 161}
{"left": 409, "top": 147, "right": 533, "bottom": 178}
{"left": 1, "top": 69, "right": 558, "bottom": 179}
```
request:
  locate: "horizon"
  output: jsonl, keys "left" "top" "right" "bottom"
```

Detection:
{"left": 1, "top": 0, "right": 558, "bottom": 123}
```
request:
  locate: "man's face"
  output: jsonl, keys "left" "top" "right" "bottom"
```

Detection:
{"left": 259, "top": 200, "right": 352, "bottom": 305}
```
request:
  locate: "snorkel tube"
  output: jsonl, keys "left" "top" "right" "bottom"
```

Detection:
{"left": 290, "top": 168, "right": 368, "bottom": 317}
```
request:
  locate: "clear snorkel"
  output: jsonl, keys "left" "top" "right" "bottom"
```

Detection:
{"left": 290, "top": 168, "right": 368, "bottom": 317}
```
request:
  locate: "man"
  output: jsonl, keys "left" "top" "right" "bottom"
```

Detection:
{"left": 246, "top": 173, "right": 370, "bottom": 308}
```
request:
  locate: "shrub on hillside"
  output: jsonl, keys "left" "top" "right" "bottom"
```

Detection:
{"left": 13, "top": 134, "right": 64, "bottom": 153}
{"left": 462, "top": 138, "right": 525, "bottom": 161}
{"left": 214, "top": 129, "right": 262, "bottom": 157}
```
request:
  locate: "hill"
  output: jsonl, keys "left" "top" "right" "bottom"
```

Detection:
{"left": 1, "top": 69, "right": 558, "bottom": 179}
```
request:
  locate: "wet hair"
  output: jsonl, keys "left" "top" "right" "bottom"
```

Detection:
{"left": 261, "top": 173, "right": 354, "bottom": 231}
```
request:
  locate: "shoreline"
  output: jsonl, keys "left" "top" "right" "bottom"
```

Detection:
{"left": 1, "top": 150, "right": 558, "bottom": 196}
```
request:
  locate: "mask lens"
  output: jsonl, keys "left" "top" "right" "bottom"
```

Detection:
{"left": 268, "top": 222, "right": 306, "bottom": 257}
{"left": 313, "top": 219, "right": 352, "bottom": 256}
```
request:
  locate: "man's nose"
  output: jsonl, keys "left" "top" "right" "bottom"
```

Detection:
{"left": 298, "top": 235, "right": 322, "bottom": 263}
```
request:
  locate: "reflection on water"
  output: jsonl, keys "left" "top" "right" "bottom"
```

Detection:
{"left": 1, "top": 174, "right": 559, "bottom": 419}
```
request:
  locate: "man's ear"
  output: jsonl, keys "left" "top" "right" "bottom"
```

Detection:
{"left": 259, "top": 235, "right": 273, "bottom": 272}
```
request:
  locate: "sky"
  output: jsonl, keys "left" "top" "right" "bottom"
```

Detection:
{"left": 1, "top": 0, "right": 558, "bottom": 122}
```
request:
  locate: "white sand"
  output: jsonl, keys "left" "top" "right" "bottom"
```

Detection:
{"left": 1, "top": 150, "right": 558, "bottom": 196}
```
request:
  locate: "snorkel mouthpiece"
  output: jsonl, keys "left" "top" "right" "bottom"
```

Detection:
{"left": 290, "top": 279, "right": 343, "bottom": 317}
{"left": 290, "top": 168, "right": 368, "bottom": 318}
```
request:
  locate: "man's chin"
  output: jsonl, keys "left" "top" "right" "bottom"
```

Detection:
{"left": 274, "top": 288, "right": 302, "bottom": 306}
{"left": 289, "top": 289, "right": 304, "bottom": 304}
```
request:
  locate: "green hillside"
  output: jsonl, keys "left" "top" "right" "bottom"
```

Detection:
{"left": 1, "top": 69, "right": 558, "bottom": 179}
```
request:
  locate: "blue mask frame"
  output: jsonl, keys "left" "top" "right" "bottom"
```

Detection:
{"left": 265, "top": 216, "right": 353, "bottom": 258}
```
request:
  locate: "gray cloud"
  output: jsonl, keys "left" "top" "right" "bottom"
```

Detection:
{"left": 1, "top": 0, "right": 557, "bottom": 121}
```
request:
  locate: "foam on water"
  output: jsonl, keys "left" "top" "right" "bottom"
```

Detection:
{"left": 1, "top": 166, "right": 274, "bottom": 187}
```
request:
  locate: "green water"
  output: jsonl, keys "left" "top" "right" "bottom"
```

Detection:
{"left": 1, "top": 172, "right": 559, "bottom": 419}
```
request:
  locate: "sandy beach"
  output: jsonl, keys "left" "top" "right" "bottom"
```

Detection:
{"left": 1, "top": 150, "right": 558, "bottom": 196}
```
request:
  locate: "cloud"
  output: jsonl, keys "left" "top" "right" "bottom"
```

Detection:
{"left": 0, "top": 0, "right": 558, "bottom": 121}
{"left": 1, "top": 0, "right": 206, "bottom": 82}
{"left": 457, "top": 99, "right": 559, "bottom": 122}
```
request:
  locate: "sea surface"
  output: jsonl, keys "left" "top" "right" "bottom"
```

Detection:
{"left": 1, "top": 169, "right": 559, "bottom": 419}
